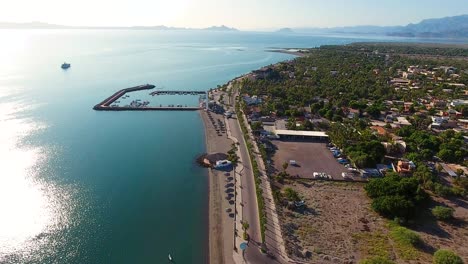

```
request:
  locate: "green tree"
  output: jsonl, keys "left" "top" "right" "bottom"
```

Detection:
{"left": 433, "top": 249, "right": 463, "bottom": 264}
{"left": 251, "top": 121, "right": 263, "bottom": 131}
{"left": 365, "top": 174, "right": 428, "bottom": 219}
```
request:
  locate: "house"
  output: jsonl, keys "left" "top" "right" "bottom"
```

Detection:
{"left": 370, "top": 126, "right": 388, "bottom": 136}
{"left": 390, "top": 78, "right": 410, "bottom": 86}
{"left": 439, "top": 66, "right": 457, "bottom": 75}
{"left": 347, "top": 108, "right": 360, "bottom": 119}
{"left": 407, "top": 65, "right": 420, "bottom": 73}
{"left": 397, "top": 160, "right": 416, "bottom": 175}
{"left": 432, "top": 116, "right": 448, "bottom": 124}
{"left": 260, "top": 116, "right": 276, "bottom": 126}
{"left": 447, "top": 83, "right": 466, "bottom": 88}
{"left": 431, "top": 99, "right": 447, "bottom": 109}
{"left": 243, "top": 95, "right": 262, "bottom": 106}
{"left": 431, "top": 116, "right": 448, "bottom": 129}
{"left": 403, "top": 102, "right": 414, "bottom": 112}
{"left": 450, "top": 99, "right": 468, "bottom": 108}
{"left": 402, "top": 72, "right": 413, "bottom": 79}
{"left": 458, "top": 119, "right": 468, "bottom": 129}
{"left": 396, "top": 117, "right": 411, "bottom": 126}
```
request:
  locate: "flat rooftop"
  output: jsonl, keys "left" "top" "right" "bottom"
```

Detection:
{"left": 274, "top": 129, "right": 328, "bottom": 138}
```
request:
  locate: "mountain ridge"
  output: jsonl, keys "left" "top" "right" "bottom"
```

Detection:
{"left": 0, "top": 21, "right": 238, "bottom": 31}
{"left": 2, "top": 15, "right": 468, "bottom": 38}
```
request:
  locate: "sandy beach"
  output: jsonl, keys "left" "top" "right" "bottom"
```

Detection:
{"left": 201, "top": 110, "right": 236, "bottom": 264}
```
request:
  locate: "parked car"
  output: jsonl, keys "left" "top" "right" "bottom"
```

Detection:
{"left": 337, "top": 158, "right": 349, "bottom": 164}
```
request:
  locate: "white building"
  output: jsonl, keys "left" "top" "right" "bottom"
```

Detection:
{"left": 451, "top": 99, "right": 468, "bottom": 108}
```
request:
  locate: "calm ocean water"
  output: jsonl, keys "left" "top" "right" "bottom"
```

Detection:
{"left": 0, "top": 30, "right": 454, "bottom": 263}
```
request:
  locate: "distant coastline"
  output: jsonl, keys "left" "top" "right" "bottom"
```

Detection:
{"left": 2, "top": 14, "right": 468, "bottom": 39}
{"left": 0, "top": 22, "right": 239, "bottom": 32}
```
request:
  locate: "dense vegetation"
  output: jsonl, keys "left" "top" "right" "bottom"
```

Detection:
{"left": 242, "top": 44, "right": 468, "bottom": 116}
{"left": 364, "top": 173, "right": 428, "bottom": 219}
{"left": 242, "top": 43, "right": 468, "bottom": 168}
{"left": 329, "top": 43, "right": 468, "bottom": 57}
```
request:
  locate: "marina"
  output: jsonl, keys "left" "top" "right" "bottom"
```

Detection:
{"left": 93, "top": 84, "right": 208, "bottom": 111}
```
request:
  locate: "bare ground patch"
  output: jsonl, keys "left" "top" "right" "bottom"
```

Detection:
{"left": 278, "top": 181, "right": 390, "bottom": 263}
{"left": 275, "top": 181, "right": 462, "bottom": 263}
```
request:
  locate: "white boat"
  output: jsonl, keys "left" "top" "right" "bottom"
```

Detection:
{"left": 168, "top": 254, "right": 173, "bottom": 261}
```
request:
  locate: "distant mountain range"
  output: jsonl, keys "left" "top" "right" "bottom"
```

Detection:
{"left": 292, "top": 15, "right": 468, "bottom": 38}
{"left": 202, "top": 25, "right": 238, "bottom": 31}
{"left": 2, "top": 15, "right": 468, "bottom": 38}
{"left": 0, "top": 22, "right": 238, "bottom": 31}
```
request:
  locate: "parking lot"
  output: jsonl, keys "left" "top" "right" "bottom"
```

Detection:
{"left": 271, "top": 140, "right": 349, "bottom": 180}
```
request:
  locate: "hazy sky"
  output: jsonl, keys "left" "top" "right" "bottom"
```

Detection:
{"left": 2, "top": 0, "right": 468, "bottom": 30}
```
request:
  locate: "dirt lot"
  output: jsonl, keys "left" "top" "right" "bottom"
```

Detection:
{"left": 271, "top": 140, "right": 348, "bottom": 180}
{"left": 278, "top": 181, "right": 387, "bottom": 263}
{"left": 277, "top": 181, "right": 468, "bottom": 263}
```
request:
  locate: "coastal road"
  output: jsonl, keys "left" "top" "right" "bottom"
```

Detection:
{"left": 228, "top": 117, "right": 272, "bottom": 264}
{"left": 226, "top": 80, "right": 285, "bottom": 264}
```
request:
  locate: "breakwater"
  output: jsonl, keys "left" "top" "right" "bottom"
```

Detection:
{"left": 93, "top": 84, "right": 155, "bottom": 110}
{"left": 93, "top": 84, "right": 205, "bottom": 111}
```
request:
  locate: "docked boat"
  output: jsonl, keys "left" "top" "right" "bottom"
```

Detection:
{"left": 61, "top": 62, "right": 71, "bottom": 69}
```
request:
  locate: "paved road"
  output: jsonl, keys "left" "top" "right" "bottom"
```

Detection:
{"left": 226, "top": 80, "right": 285, "bottom": 264}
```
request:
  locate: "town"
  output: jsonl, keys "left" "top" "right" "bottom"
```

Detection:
{"left": 206, "top": 43, "right": 467, "bottom": 264}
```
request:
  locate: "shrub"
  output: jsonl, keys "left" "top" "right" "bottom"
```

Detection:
{"left": 434, "top": 183, "right": 454, "bottom": 197}
{"left": 433, "top": 249, "right": 463, "bottom": 264}
{"left": 390, "top": 225, "right": 422, "bottom": 260}
{"left": 390, "top": 226, "right": 421, "bottom": 247}
{"left": 432, "top": 206, "right": 454, "bottom": 221}
{"left": 360, "top": 256, "right": 395, "bottom": 264}
{"left": 283, "top": 187, "right": 300, "bottom": 202}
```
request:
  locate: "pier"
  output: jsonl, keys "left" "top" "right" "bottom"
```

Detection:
{"left": 93, "top": 84, "right": 208, "bottom": 111}
{"left": 149, "top": 90, "right": 207, "bottom": 96}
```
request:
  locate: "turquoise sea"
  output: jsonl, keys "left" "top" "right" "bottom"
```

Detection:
{"left": 0, "top": 30, "right": 456, "bottom": 263}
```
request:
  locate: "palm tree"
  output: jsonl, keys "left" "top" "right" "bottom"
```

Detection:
{"left": 282, "top": 162, "right": 289, "bottom": 172}
{"left": 241, "top": 220, "right": 250, "bottom": 240}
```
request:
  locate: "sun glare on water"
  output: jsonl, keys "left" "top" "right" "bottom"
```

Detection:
{"left": 0, "top": 102, "right": 71, "bottom": 261}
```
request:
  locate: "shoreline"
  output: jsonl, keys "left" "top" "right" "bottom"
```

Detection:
{"left": 265, "top": 48, "right": 308, "bottom": 57}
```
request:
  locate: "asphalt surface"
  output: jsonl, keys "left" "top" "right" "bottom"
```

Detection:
{"left": 227, "top": 82, "right": 284, "bottom": 264}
